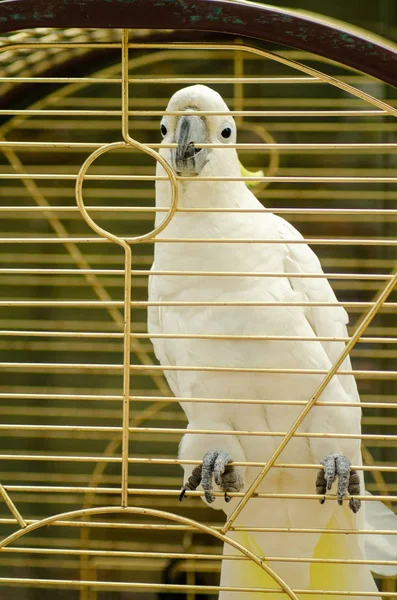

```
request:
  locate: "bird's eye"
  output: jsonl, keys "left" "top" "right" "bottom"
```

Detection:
{"left": 160, "top": 123, "right": 167, "bottom": 137}
{"left": 221, "top": 126, "right": 232, "bottom": 139}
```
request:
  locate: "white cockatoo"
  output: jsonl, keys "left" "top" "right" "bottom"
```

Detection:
{"left": 148, "top": 85, "right": 396, "bottom": 599}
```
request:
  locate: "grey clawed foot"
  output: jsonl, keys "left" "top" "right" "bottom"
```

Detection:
{"left": 202, "top": 450, "right": 244, "bottom": 503}
{"left": 179, "top": 450, "right": 244, "bottom": 503}
{"left": 316, "top": 453, "right": 361, "bottom": 513}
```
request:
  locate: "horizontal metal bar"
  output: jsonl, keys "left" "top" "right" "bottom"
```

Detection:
{"left": 1, "top": 547, "right": 395, "bottom": 567}
{"left": 1, "top": 330, "right": 395, "bottom": 346}
{"left": 141, "top": 333, "right": 397, "bottom": 344}
{"left": 0, "top": 141, "right": 102, "bottom": 149}
{"left": 0, "top": 424, "right": 121, "bottom": 432}
{"left": 176, "top": 206, "right": 397, "bottom": 214}
{"left": 1, "top": 206, "right": 397, "bottom": 216}
{"left": 0, "top": 575, "right": 394, "bottom": 596}
{"left": 0, "top": 577, "right": 292, "bottom": 594}
{"left": 2, "top": 236, "right": 393, "bottom": 246}
{"left": 0, "top": 173, "right": 160, "bottom": 180}
{"left": 0, "top": 518, "right": 196, "bottom": 531}
{"left": 1, "top": 485, "right": 395, "bottom": 502}
{"left": 0, "top": 516, "right": 394, "bottom": 535}
{"left": 0, "top": 268, "right": 393, "bottom": 281}
{"left": 0, "top": 109, "right": 386, "bottom": 117}
{"left": 0, "top": 454, "right": 394, "bottom": 472}
{"left": 4, "top": 168, "right": 397, "bottom": 180}
{"left": 0, "top": 76, "right": 319, "bottom": 84}
{"left": 0, "top": 237, "right": 107, "bottom": 244}
{"left": 232, "top": 526, "right": 397, "bottom": 536}
{"left": 127, "top": 428, "right": 397, "bottom": 442}
{"left": 0, "top": 268, "right": 125, "bottom": 275}
{"left": 0, "top": 42, "right": 121, "bottom": 50}
{"left": 168, "top": 175, "right": 397, "bottom": 183}
{"left": 3, "top": 454, "right": 117, "bottom": 464}
{"left": 0, "top": 362, "right": 395, "bottom": 378}
{"left": 149, "top": 238, "right": 397, "bottom": 246}
{"left": 4, "top": 173, "right": 397, "bottom": 183}
{"left": 0, "top": 423, "right": 395, "bottom": 442}
{"left": 0, "top": 300, "right": 394, "bottom": 308}
{"left": 0, "top": 391, "right": 395, "bottom": 409}
{"left": 131, "top": 108, "right": 388, "bottom": 116}
{"left": 159, "top": 108, "right": 389, "bottom": 116}
{"left": 0, "top": 77, "right": 123, "bottom": 84}
{"left": 0, "top": 300, "right": 122, "bottom": 307}
{"left": 3, "top": 140, "right": 397, "bottom": 151}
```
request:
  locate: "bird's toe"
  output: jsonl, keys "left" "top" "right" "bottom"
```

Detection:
{"left": 317, "top": 453, "right": 361, "bottom": 513}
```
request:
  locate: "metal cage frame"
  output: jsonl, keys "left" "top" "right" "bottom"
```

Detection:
{"left": 0, "top": 0, "right": 396, "bottom": 598}
{"left": 2, "top": 0, "right": 397, "bottom": 85}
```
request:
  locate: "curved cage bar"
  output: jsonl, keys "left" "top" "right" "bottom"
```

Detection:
{"left": 0, "top": 0, "right": 397, "bottom": 86}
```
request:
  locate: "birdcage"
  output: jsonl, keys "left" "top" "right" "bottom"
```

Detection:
{"left": 0, "top": 0, "right": 396, "bottom": 599}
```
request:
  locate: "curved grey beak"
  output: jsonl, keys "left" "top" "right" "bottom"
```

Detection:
{"left": 171, "top": 114, "right": 209, "bottom": 175}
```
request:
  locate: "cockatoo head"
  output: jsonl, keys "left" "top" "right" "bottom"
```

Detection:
{"left": 159, "top": 85, "right": 238, "bottom": 177}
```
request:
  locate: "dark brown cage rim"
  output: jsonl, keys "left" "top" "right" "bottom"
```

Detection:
{"left": 1, "top": 0, "right": 397, "bottom": 86}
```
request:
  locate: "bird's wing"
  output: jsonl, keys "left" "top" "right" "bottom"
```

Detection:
{"left": 147, "top": 269, "right": 180, "bottom": 395}
{"left": 275, "top": 216, "right": 359, "bottom": 403}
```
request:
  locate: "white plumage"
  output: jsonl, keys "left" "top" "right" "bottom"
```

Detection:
{"left": 148, "top": 85, "right": 395, "bottom": 598}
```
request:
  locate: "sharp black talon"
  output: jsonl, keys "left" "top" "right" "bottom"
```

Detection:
{"left": 349, "top": 497, "right": 361, "bottom": 514}
{"left": 320, "top": 496, "right": 326, "bottom": 505}
{"left": 205, "top": 490, "right": 215, "bottom": 504}
{"left": 179, "top": 487, "right": 187, "bottom": 502}
{"left": 224, "top": 491, "right": 231, "bottom": 503}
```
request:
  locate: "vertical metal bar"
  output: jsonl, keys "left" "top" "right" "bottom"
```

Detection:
{"left": 118, "top": 26, "right": 179, "bottom": 504}
{"left": 187, "top": 569, "right": 196, "bottom": 600}
{"left": 74, "top": 29, "right": 178, "bottom": 517}
{"left": 120, "top": 29, "right": 132, "bottom": 508}
{"left": 233, "top": 46, "right": 244, "bottom": 128}
{"left": 122, "top": 29, "right": 130, "bottom": 143}
{"left": 120, "top": 245, "right": 132, "bottom": 507}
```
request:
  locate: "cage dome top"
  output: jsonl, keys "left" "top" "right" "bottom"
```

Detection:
{"left": 0, "top": 0, "right": 397, "bottom": 86}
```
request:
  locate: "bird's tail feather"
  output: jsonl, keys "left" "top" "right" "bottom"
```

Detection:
{"left": 219, "top": 530, "right": 286, "bottom": 600}
{"left": 219, "top": 513, "right": 381, "bottom": 600}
